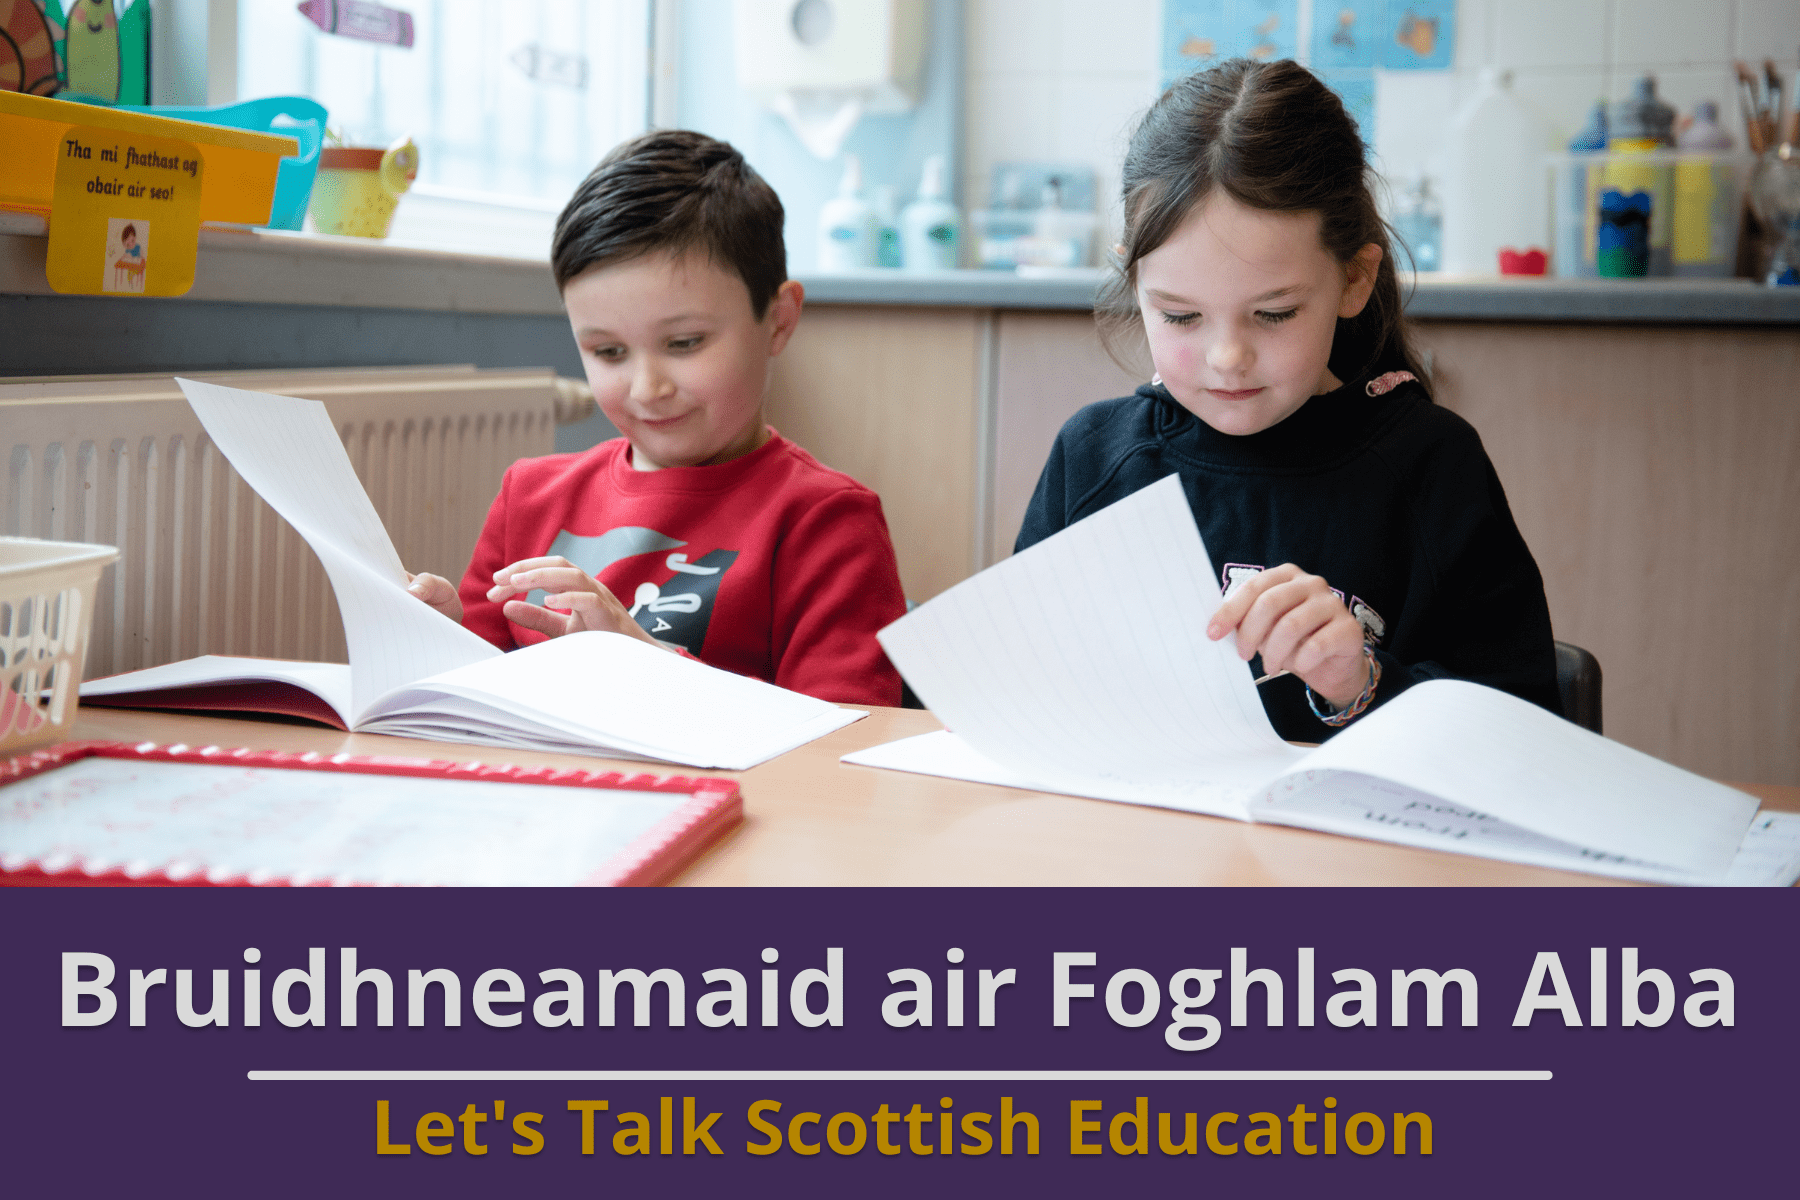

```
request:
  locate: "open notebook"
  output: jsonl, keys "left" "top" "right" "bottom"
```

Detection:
{"left": 845, "top": 476, "right": 1800, "bottom": 886}
{"left": 78, "top": 379, "right": 861, "bottom": 770}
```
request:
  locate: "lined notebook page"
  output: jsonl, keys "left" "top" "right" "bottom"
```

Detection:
{"left": 179, "top": 378, "right": 499, "bottom": 721}
{"left": 876, "top": 474, "right": 1302, "bottom": 817}
{"left": 1263, "top": 679, "right": 1760, "bottom": 877}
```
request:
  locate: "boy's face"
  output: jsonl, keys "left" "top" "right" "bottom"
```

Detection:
{"left": 565, "top": 251, "right": 802, "bottom": 471}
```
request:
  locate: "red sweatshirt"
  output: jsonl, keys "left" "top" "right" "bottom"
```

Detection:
{"left": 458, "top": 431, "right": 907, "bottom": 706}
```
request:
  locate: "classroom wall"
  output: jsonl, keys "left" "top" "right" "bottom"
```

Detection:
{"left": 674, "top": 0, "right": 964, "bottom": 274}
{"left": 961, "top": 0, "right": 1800, "bottom": 247}
{"left": 1378, "top": 0, "right": 1800, "bottom": 185}
{"left": 962, "top": 0, "right": 1161, "bottom": 250}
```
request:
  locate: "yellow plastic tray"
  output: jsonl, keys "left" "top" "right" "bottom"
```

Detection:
{"left": 0, "top": 91, "right": 299, "bottom": 226}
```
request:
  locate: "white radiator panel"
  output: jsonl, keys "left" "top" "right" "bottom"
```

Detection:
{"left": 2, "top": 368, "right": 558, "bottom": 680}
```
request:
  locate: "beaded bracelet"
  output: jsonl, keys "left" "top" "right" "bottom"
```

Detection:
{"left": 1307, "top": 646, "right": 1382, "bottom": 727}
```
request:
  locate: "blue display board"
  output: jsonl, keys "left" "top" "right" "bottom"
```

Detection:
{"left": 1161, "top": 0, "right": 1300, "bottom": 88}
{"left": 1319, "top": 68, "right": 1377, "bottom": 145}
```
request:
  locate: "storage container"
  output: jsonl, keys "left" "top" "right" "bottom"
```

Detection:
{"left": 1550, "top": 151, "right": 1754, "bottom": 278}
{"left": 0, "top": 90, "right": 298, "bottom": 225}
{"left": 64, "top": 95, "right": 327, "bottom": 230}
{"left": 1, "top": 538, "right": 118, "bottom": 757}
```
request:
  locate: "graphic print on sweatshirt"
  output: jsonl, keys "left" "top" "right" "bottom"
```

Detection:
{"left": 532, "top": 525, "right": 738, "bottom": 655}
{"left": 1220, "top": 563, "right": 1387, "bottom": 646}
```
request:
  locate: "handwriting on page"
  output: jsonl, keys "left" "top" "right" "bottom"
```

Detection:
{"left": 178, "top": 378, "right": 499, "bottom": 721}
{"left": 1264, "top": 770, "right": 1800, "bottom": 886}
{"left": 877, "top": 475, "right": 1302, "bottom": 815}
{"left": 1290, "top": 678, "right": 1757, "bottom": 878}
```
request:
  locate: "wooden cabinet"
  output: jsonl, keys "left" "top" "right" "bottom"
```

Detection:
{"left": 779, "top": 302, "right": 1800, "bottom": 786}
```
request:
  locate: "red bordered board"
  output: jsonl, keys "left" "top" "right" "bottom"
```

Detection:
{"left": 0, "top": 741, "right": 742, "bottom": 887}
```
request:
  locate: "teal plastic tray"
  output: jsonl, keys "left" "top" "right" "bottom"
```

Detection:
{"left": 64, "top": 95, "right": 327, "bottom": 230}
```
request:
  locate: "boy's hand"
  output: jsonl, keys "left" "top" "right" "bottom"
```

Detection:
{"left": 488, "top": 556, "right": 666, "bottom": 650}
{"left": 1205, "top": 563, "right": 1368, "bottom": 710}
{"left": 406, "top": 572, "right": 464, "bottom": 624}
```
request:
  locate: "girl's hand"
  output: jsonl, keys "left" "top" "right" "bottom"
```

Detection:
{"left": 405, "top": 572, "right": 463, "bottom": 624}
{"left": 1205, "top": 563, "right": 1369, "bottom": 710}
{"left": 487, "top": 556, "right": 665, "bottom": 650}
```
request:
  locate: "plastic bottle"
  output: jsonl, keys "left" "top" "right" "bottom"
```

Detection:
{"left": 870, "top": 184, "right": 902, "bottom": 269}
{"left": 899, "top": 155, "right": 961, "bottom": 270}
{"left": 1603, "top": 76, "right": 1677, "bottom": 275}
{"left": 817, "top": 154, "right": 877, "bottom": 272}
{"left": 1673, "top": 100, "right": 1737, "bottom": 277}
{"left": 1442, "top": 68, "right": 1552, "bottom": 274}
{"left": 1560, "top": 101, "right": 1609, "bottom": 278}
{"left": 1391, "top": 175, "right": 1443, "bottom": 272}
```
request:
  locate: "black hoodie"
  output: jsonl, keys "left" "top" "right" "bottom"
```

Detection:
{"left": 1014, "top": 372, "right": 1562, "bottom": 741}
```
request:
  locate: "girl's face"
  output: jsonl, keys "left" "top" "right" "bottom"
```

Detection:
{"left": 565, "top": 251, "right": 802, "bottom": 471}
{"left": 1136, "top": 191, "right": 1381, "bottom": 437}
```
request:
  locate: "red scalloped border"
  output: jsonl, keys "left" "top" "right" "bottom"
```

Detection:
{"left": 0, "top": 740, "right": 743, "bottom": 888}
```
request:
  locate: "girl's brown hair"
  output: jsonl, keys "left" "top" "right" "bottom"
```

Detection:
{"left": 1098, "top": 58, "right": 1426, "bottom": 389}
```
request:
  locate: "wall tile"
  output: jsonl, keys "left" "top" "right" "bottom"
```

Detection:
{"left": 1054, "top": 0, "right": 1159, "bottom": 75}
{"left": 967, "top": 0, "right": 1059, "bottom": 77}
{"left": 1511, "top": 68, "right": 1611, "bottom": 145}
{"left": 1051, "top": 72, "right": 1159, "bottom": 242}
{"left": 1612, "top": 2, "right": 1732, "bottom": 68}
{"left": 962, "top": 71, "right": 1057, "bottom": 209}
{"left": 1735, "top": 0, "right": 1800, "bottom": 62}
{"left": 1492, "top": 0, "right": 1610, "bottom": 69}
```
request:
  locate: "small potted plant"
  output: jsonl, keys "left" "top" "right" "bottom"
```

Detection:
{"left": 308, "top": 129, "right": 419, "bottom": 238}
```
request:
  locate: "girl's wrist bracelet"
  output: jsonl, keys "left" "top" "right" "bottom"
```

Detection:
{"left": 1307, "top": 646, "right": 1381, "bottom": 727}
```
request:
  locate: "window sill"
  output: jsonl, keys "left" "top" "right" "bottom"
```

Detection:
{"left": 0, "top": 211, "right": 564, "bottom": 316}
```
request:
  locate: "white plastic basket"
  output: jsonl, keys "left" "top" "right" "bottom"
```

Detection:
{"left": 1, "top": 538, "right": 119, "bottom": 756}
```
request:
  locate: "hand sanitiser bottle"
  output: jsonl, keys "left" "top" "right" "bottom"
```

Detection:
{"left": 818, "top": 155, "right": 877, "bottom": 272}
{"left": 900, "top": 155, "right": 961, "bottom": 270}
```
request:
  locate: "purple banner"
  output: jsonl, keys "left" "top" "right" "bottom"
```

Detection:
{"left": 5, "top": 888, "right": 1793, "bottom": 1195}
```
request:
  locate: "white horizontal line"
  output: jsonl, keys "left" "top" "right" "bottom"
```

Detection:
{"left": 248, "top": 1069, "right": 1551, "bottom": 1083}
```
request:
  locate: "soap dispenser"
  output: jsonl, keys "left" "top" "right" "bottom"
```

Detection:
{"left": 900, "top": 155, "right": 961, "bottom": 270}
{"left": 818, "top": 154, "right": 877, "bottom": 272}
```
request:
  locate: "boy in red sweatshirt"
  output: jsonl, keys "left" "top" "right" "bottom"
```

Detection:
{"left": 406, "top": 131, "right": 907, "bottom": 705}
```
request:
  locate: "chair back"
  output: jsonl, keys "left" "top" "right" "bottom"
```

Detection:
{"left": 1554, "top": 640, "right": 1603, "bottom": 734}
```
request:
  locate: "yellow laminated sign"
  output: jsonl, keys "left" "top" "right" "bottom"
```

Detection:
{"left": 1, "top": 91, "right": 297, "bottom": 297}
{"left": 46, "top": 125, "right": 202, "bottom": 296}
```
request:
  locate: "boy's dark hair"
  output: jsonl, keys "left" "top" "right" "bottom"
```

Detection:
{"left": 120, "top": 223, "right": 136, "bottom": 240}
{"left": 1098, "top": 58, "right": 1426, "bottom": 389}
{"left": 552, "top": 130, "right": 787, "bottom": 318}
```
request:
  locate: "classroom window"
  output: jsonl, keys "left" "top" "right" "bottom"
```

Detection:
{"left": 237, "top": 0, "right": 650, "bottom": 255}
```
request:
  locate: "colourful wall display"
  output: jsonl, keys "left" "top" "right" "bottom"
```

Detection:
{"left": 1163, "top": 0, "right": 1459, "bottom": 151}
{"left": 1, "top": 0, "right": 148, "bottom": 104}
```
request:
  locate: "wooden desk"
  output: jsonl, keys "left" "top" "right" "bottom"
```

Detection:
{"left": 58, "top": 706, "right": 1800, "bottom": 887}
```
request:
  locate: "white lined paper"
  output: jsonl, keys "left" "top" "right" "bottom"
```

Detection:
{"left": 875, "top": 475, "right": 1303, "bottom": 818}
{"left": 856, "top": 475, "right": 1781, "bottom": 885}
{"left": 178, "top": 378, "right": 500, "bottom": 722}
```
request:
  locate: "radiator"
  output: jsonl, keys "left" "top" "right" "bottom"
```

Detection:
{"left": 2, "top": 367, "right": 559, "bottom": 680}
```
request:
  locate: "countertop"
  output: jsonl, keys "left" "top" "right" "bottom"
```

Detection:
{"left": 4, "top": 215, "right": 1798, "bottom": 324}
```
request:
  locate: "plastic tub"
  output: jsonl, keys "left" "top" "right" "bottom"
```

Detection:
{"left": 0, "top": 90, "right": 298, "bottom": 225}
{"left": 63, "top": 96, "right": 327, "bottom": 230}
{"left": 1551, "top": 151, "right": 1754, "bottom": 278}
{"left": 0, "top": 538, "right": 118, "bottom": 756}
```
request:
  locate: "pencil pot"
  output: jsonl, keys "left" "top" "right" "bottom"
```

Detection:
{"left": 308, "top": 137, "right": 418, "bottom": 238}
{"left": 0, "top": 538, "right": 118, "bottom": 756}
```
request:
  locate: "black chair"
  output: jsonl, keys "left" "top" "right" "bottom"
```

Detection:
{"left": 1554, "top": 641, "right": 1603, "bottom": 734}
